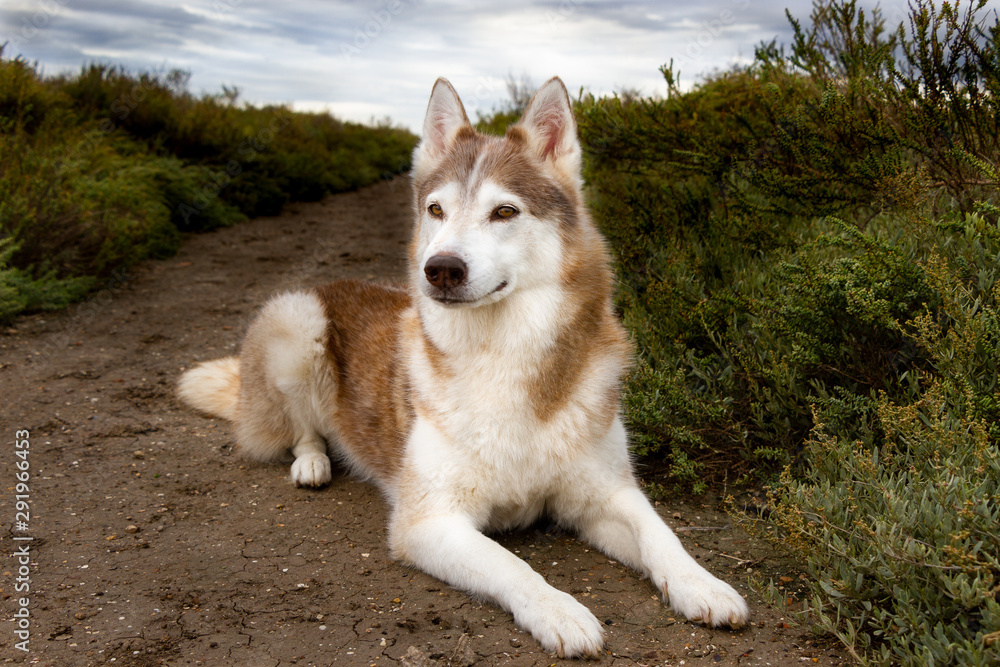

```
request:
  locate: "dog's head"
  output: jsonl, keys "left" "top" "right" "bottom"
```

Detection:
{"left": 409, "top": 77, "right": 586, "bottom": 308}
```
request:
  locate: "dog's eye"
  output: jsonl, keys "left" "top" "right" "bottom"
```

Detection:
{"left": 493, "top": 205, "right": 518, "bottom": 220}
{"left": 428, "top": 203, "right": 443, "bottom": 217}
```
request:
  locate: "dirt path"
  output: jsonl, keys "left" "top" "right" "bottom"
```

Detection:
{"left": 0, "top": 177, "right": 844, "bottom": 666}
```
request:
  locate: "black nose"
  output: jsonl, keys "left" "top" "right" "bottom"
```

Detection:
{"left": 424, "top": 254, "right": 467, "bottom": 289}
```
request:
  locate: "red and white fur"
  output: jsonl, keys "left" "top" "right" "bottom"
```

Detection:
{"left": 178, "top": 77, "right": 749, "bottom": 657}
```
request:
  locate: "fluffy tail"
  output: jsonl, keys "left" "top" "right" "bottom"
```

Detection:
{"left": 177, "top": 357, "right": 240, "bottom": 422}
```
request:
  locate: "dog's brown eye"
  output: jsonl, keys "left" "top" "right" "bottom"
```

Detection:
{"left": 493, "top": 205, "right": 518, "bottom": 220}
{"left": 428, "top": 203, "right": 443, "bottom": 217}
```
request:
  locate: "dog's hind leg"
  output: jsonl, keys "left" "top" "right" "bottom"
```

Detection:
{"left": 289, "top": 432, "right": 332, "bottom": 487}
{"left": 236, "top": 290, "right": 336, "bottom": 487}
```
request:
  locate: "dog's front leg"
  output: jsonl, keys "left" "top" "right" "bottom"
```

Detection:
{"left": 388, "top": 421, "right": 605, "bottom": 663}
{"left": 389, "top": 513, "right": 604, "bottom": 658}
{"left": 577, "top": 483, "right": 749, "bottom": 628}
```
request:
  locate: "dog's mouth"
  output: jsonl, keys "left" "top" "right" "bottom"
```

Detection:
{"left": 431, "top": 281, "right": 508, "bottom": 306}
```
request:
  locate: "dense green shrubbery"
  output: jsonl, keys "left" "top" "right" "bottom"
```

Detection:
{"left": 761, "top": 222, "right": 999, "bottom": 661}
{"left": 758, "top": 210, "right": 1000, "bottom": 665}
{"left": 573, "top": 0, "right": 998, "bottom": 478}
{"left": 0, "top": 52, "right": 417, "bottom": 321}
{"left": 479, "top": 0, "right": 1000, "bottom": 662}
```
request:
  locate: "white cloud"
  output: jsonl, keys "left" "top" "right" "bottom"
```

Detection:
{"left": 0, "top": 0, "right": 968, "bottom": 132}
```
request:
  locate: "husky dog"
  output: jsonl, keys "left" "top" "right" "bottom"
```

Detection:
{"left": 178, "top": 77, "right": 749, "bottom": 657}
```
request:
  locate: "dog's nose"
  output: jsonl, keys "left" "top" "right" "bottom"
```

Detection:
{"left": 424, "top": 255, "right": 467, "bottom": 289}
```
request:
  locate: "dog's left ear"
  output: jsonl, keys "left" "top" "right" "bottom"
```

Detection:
{"left": 413, "top": 78, "right": 471, "bottom": 180}
{"left": 519, "top": 77, "right": 582, "bottom": 177}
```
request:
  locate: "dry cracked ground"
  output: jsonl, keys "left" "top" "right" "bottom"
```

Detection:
{"left": 0, "top": 177, "right": 847, "bottom": 666}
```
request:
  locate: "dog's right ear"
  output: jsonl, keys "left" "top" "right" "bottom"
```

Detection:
{"left": 518, "top": 77, "right": 581, "bottom": 182}
{"left": 413, "top": 78, "right": 471, "bottom": 178}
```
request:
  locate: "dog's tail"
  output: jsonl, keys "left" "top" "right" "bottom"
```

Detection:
{"left": 177, "top": 357, "right": 240, "bottom": 422}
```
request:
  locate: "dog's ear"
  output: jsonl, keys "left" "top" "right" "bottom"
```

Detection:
{"left": 413, "top": 78, "right": 471, "bottom": 177}
{"left": 518, "top": 77, "right": 582, "bottom": 178}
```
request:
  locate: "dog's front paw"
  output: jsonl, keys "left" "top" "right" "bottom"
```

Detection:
{"left": 290, "top": 453, "right": 332, "bottom": 487}
{"left": 661, "top": 568, "right": 749, "bottom": 628}
{"left": 516, "top": 590, "right": 604, "bottom": 658}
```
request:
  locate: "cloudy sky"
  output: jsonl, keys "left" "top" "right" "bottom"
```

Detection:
{"left": 0, "top": 0, "right": 961, "bottom": 132}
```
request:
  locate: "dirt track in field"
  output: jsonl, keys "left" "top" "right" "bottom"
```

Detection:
{"left": 0, "top": 176, "right": 845, "bottom": 666}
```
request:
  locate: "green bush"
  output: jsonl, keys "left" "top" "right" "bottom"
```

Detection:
{"left": 749, "top": 204, "right": 1000, "bottom": 664}
{"left": 0, "top": 237, "right": 93, "bottom": 321}
{"left": 0, "top": 47, "right": 417, "bottom": 322}
{"left": 767, "top": 380, "right": 999, "bottom": 665}
{"left": 0, "top": 127, "right": 179, "bottom": 280}
{"left": 0, "top": 54, "right": 66, "bottom": 134}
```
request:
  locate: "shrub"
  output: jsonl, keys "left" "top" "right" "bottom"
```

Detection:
{"left": 766, "top": 382, "right": 999, "bottom": 665}
{"left": 760, "top": 238, "right": 1000, "bottom": 662}
{"left": 0, "top": 127, "right": 179, "bottom": 280}
{"left": 0, "top": 237, "right": 93, "bottom": 321}
{"left": 0, "top": 54, "right": 66, "bottom": 134}
{"left": 0, "top": 47, "right": 417, "bottom": 323}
